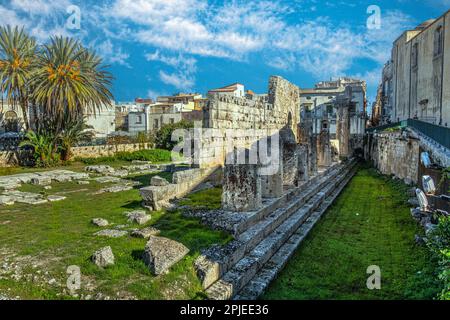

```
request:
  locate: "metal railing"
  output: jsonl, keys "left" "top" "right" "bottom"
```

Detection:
{"left": 407, "top": 119, "right": 450, "bottom": 150}
{"left": 367, "top": 119, "right": 450, "bottom": 150}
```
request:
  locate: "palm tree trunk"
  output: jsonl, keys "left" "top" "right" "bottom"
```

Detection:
{"left": 19, "top": 94, "right": 29, "bottom": 130}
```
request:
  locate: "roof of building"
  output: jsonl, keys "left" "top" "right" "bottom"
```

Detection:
{"left": 208, "top": 83, "right": 244, "bottom": 93}
{"left": 416, "top": 19, "right": 436, "bottom": 30}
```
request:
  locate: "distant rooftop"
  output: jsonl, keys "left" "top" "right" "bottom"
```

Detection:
{"left": 208, "top": 83, "right": 244, "bottom": 93}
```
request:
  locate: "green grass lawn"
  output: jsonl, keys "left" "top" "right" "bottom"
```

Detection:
{"left": 263, "top": 166, "right": 441, "bottom": 300}
{"left": 0, "top": 168, "right": 231, "bottom": 300}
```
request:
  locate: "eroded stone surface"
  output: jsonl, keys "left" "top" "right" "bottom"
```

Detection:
{"left": 151, "top": 176, "right": 170, "bottom": 186}
{"left": 131, "top": 227, "right": 160, "bottom": 239}
{"left": 94, "top": 229, "right": 128, "bottom": 238}
{"left": 142, "top": 236, "right": 189, "bottom": 275}
{"left": 126, "top": 211, "right": 151, "bottom": 225}
{"left": 47, "top": 195, "right": 66, "bottom": 202}
{"left": 85, "top": 165, "right": 115, "bottom": 174}
{"left": 92, "top": 218, "right": 109, "bottom": 227}
{"left": 92, "top": 246, "right": 115, "bottom": 267}
{"left": 222, "top": 162, "right": 261, "bottom": 212}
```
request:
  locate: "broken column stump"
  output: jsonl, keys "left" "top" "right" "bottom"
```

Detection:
{"left": 222, "top": 163, "right": 262, "bottom": 212}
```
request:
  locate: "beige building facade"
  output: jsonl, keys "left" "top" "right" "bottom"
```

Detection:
{"left": 390, "top": 11, "right": 450, "bottom": 127}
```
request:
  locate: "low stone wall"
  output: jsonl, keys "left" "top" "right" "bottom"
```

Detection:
{"left": 72, "top": 143, "right": 153, "bottom": 159}
{"left": 140, "top": 167, "right": 219, "bottom": 211}
{"left": 0, "top": 143, "right": 153, "bottom": 167}
{"left": 365, "top": 131, "right": 420, "bottom": 184}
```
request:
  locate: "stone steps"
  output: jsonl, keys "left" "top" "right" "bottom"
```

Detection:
{"left": 234, "top": 164, "right": 357, "bottom": 300}
{"left": 194, "top": 162, "right": 350, "bottom": 290}
{"left": 232, "top": 163, "right": 342, "bottom": 236}
{"left": 205, "top": 160, "right": 357, "bottom": 300}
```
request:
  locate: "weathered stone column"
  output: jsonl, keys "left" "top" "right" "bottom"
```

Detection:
{"left": 317, "top": 121, "right": 332, "bottom": 167}
{"left": 309, "top": 134, "right": 318, "bottom": 175}
{"left": 222, "top": 163, "right": 262, "bottom": 211}
{"left": 336, "top": 105, "right": 350, "bottom": 158}
{"left": 298, "top": 120, "right": 317, "bottom": 176}
{"left": 296, "top": 144, "right": 309, "bottom": 183}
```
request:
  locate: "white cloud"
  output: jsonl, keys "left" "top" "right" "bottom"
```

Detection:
{"left": 0, "top": 5, "right": 26, "bottom": 27}
{"left": 2, "top": 0, "right": 419, "bottom": 95}
{"left": 10, "top": 0, "right": 70, "bottom": 16}
{"left": 159, "top": 70, "right": 195, "bottom": 91}
{"left": 94, "top": 39, "right": 131, "bottom": 68}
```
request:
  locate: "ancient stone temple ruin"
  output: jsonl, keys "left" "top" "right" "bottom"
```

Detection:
{"left": 139, "top": 75, "right": 357, "bottom": 300}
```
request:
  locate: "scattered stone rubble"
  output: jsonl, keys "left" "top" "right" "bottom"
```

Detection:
{"left": 0, "top": 170, "right": 89, "bottom": 191}
{"left": 92, "top": 218, "right": 109, "bottom": 227}
{"left": 142, "top": 236, "right": 189, "bottom": 275}
{"left": 92, "top": 246, "right": 115, "bottom": 268}
{"left": 125, "top": 210, "right": 151, "bottom": 225}
{"left": 131, "top": 227, "right": 161, "bottom": 239}
{"left": 47, "top": 195, "right": 67, "bottom": 202}
{"left": 150, "top": 176, "right": 170, "bottom": 186}
{"left": 94, "top": 229, "right": 128, "bottom": 238}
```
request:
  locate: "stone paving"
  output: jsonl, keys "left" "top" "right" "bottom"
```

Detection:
{"left": 0, "top": 170, "right": 89, "bottom": 191}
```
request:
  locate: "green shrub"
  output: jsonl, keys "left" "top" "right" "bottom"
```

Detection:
{"left": 116, "top": 149, "right": 172, "bottom": 162}
{"left": 427, "top": 216, "right": 450, "bottom": 300}
{"left": 154, "top": 120, "right": 194, "bottom": 150}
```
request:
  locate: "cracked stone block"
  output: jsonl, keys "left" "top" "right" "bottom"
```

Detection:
{"left": 85, "top": 165, "right": 115, "bottom": 174}
{"left": 91, "top": 246, "right": 115, "bottom": 267}
{"left": 47, "top": 195, "right": 66, "bottom": 202}
{"left": 222, "top": 163, "right": 262, "bottom": 212}
{"left": 126, "top": 210, "right": 151, "bottom": 225}
{"left": 110, "top": 170, "right": 129, "bottom": 177}
{"left": 96, "top": 185, "right": 133, "bottom": 194}
{"left": 94, "top": 176, "right": 123, "bottom": 184}
{"left": 151, "top": 176, "right": 170, "bottom": 186}
{"left": 0, "top": 196, "right": 14, "bottom": 206}
{"left": 131, "top": 227, "right": 161, "bottom": 239}
{"left": 31, "top": 177, "right": 52, "bottom": 186}
{"left": 92, "top": 218, "right": 109, "bottom": 227}
{"left": 94, "top": 229, "right": 128, "bottom": 238}
{"left": 142, "top": 236, "right": 189, "bottom": 275}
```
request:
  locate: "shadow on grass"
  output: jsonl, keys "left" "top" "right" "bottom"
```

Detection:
{"left": 153, "top": 211, "right": 232, "bottom": 254}
{"left": 131, "top": 249, "right": 144, "bottom": 261}
{"left": 127, "top": 171, "right": 173, "bottom": 187}
{"left": 122, "top": 200, "right": 144, "bottom": 210}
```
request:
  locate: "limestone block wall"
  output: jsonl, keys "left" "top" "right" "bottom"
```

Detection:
{"left": 72, "top": 143, "right": 153, "bottom": 159}
{"left": 199, "top": 76, "right": 301, "bottom": 169}
{"left": 366, "top": 131, "right": 420, "bottom": 184}
{"left": 140, "top": 167, "right": 218, "bottom": 211}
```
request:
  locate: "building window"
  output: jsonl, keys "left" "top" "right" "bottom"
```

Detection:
{"left": 136, "top": 115, "right": 142, "bottom": 124}
{"left": 306, "top": 96, "right": 311, "bottom": 100}
{"left": 169, "top": 118, "right": 175, "bottom": 124}
{"left": 434, "top": 26, "right": 443, "bottom": 57}
{"left": 154, "top": 119, "right": 159, "bottom": 129}
{"left": 412, "top": 43, "right": 418, "bottom": 68}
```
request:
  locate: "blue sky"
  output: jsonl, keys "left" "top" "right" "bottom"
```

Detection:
{"left": 1, "top": 0, "right": 449, "bottom": 109}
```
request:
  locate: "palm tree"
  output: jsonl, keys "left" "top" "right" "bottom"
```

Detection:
{"left": 30, "top": 36, "right": 113, "bottom": 131}
{"left": 0, "top": 26, "right": 37, "bottom": 130}
{"left": 58, "top": 116, "right": 95, "bottom": 161}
